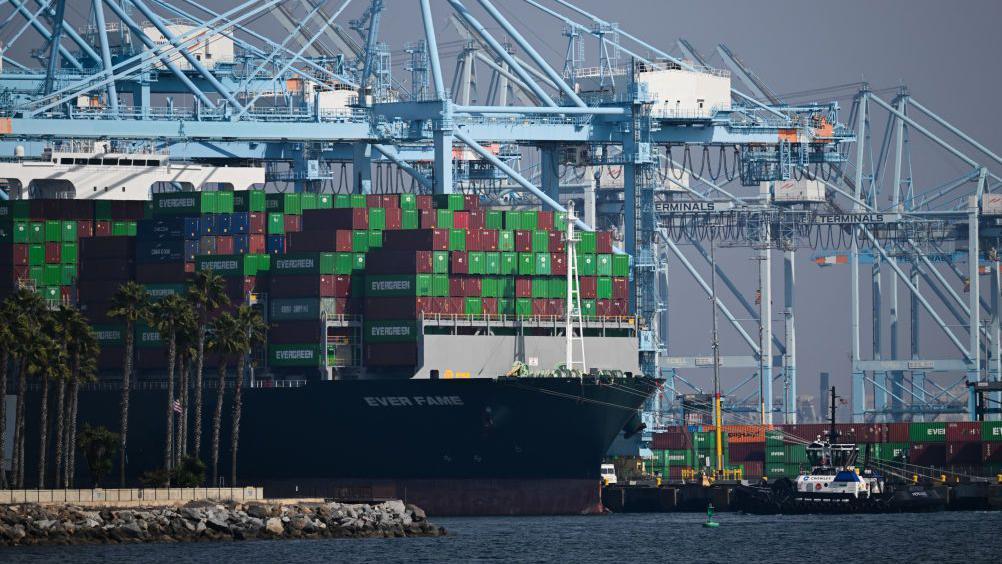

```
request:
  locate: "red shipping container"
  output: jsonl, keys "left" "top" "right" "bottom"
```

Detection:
{"left": 419, "top": 209, "right": 437, "bottom": 229}
{"left": 481, "top": 298, "right": 497, "bottom": 315}
{"left": 13, "top": 265, "right": 29, "bottom": 282}
{"left": 612, "top": 277, "right": 629, "bottom": 300}
{"left": 416, "top": 195, "right": 434, "bottom": 210}
{"left": 60, "top": 287, "right": 74, "bottom": 303}
{"left": 546, "top": 299, "right": 564, "bottom": 316}
{"left": 45, "top": 242, "right": 61, "bottom": 263}
{"left": 743, "top": 461, "right": 765, "bottom": 480}
{"left": 515, "top": 277, "right": 532, "bottom": 298}
{"left": 468, "top": 210, "right": 485, "bottom": 230}
{"left": 946, "top": 422, "right": 981, "bottom": 442}
{"left": 888, "top": 423, "right": 910, "bottom": 442}
{"left": 452, "top": 211, "right": 470, "bottom": 230}
{"left": 449, "top": 277, "right": 465, "bottom": 297}
{"left": 579, "top": 276, "right": 597, "bottom": 299}
{"left": 651, "top": 431, "right": 691, "bottom": 450}
{"left": 729, "top": 443, "right": 765, "bottom": 463}
{"left": 384, "top": 207, "right": 402, "bottom": 230}
{"left": 596, "top": 232, "right": 613, "bottom": 254}
{"left": 283, "top": 214, "right": 302, "bottom": 233}
{"left": 415, "top": 251, "right": 434, "bottom": 273}
{"left": 946, "top": 442, "right": 982, "bottom": 465}
{"left": 332, "top": 275, "right": 353, "bottom": 298}
{"left": 13, "top": 244, "right": 28, "bottom": 265}
{"left": 531, "top": 299, "right": 548, "bottom": 316}
{"left": 184, "top": 262, "right": 195, "bottom": 273}
{"left": 335, "top": 230, "right": 353, "bottom": 252}
{"left": 215, "top": 236, "right": 234, "bottom": 255}
{"left": 548, "top": 231, "right": 565, "bottom": 253}
{"left": 366, "top": 195, "right": 382, "bottom": 208}
{"left": 463, "top": 194, "right": 479, "bottom": 210}
{"left": 465, "top": 230, "right": 482, "bottom": 252}
{"left": 551, "top": 254, "right": 567, "bottom": 276}
{"left": 77, "top": 220, "right": 94, "bottom": 238}
{"left": 596, "top": 299, "right": 609, "bottom": 317}
{"left": 537, "top": 211, "right": 554, "bottom": 230}
{"left": 382, "top": 195, "right": 398, "bottom": 208}
{"left": 480, "top": 229, "right": 498, "bottom": 251}
{"left": 907, "top": 443, "right": 946, "bottom": 466}
{"left": 451, "top": 251, "right": 468, "bottom": 274}
{"left": 248, "top": 235, "right": 266, "bottom": 254}
{"left": 248, "top": 213, "right": 266, "bottom": 234}
{"left": 449, "top": 297, "right": 465, "bottom": 315}
{"left": 95, "top": 221, "right": 112, "bottom": 237}
{"left": 382, "top": 229, "right": 449, "bottom": 251}
{"left": 464, "top": 277, "right": 482, "bottom": 297}
{"left": 243, "top": 276, "right": 257, "bottom": 295}
{"left": 515, "top": 230, "right": 532, "bottom": 252}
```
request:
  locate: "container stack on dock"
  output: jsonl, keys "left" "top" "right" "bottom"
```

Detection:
{"left": 648, "top": 421, "right": 1002, "bottom": 481}
{"left": 0, "top": 193, "right": 630, "bottom": 378}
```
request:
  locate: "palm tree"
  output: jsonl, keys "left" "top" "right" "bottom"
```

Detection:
{"left": 174, "top": 304, "right": 199, "bottom": 465}
{"left": 207, "top": 312, "right": 242, "bottom": 485}
{"left": 107, "top": 281, "right": 150, "bottom": 487}
{"left": 149, "top": 295, "right": 192, "bottom": 477}
{"left": 55, "top": 306, "right": 96, "bottom": 488}
{"left": 8, "top": 289, "right": 46, "bottom": 488}
{"left": 29, "top": 331, "right": 67, "bottom": 488}
{"left": 66, "top": 344, "right": 98, "bottom": 488}
{"left": 231, "top": 305, "right": 265, "bottom": 485}
{"left": 186, "top": 270, "right": 230, "bottom": 460}
{"left": 0, "top": 301, "right": 15, "bottom": 488}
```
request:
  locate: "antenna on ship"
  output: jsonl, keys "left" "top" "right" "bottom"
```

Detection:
{"left": 565, "top": 201, "right": 586, "bottom": 374}
{"left": 710, "top": 224, "right": 723, "bottom": 478}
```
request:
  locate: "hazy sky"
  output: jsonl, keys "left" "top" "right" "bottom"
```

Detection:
{"left": 4, "top": 0, "right": 1001, "bottom": 418}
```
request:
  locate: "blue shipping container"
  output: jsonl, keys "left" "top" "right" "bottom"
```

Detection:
{"left": 233, "top": 234, "right": 249, "bottom": 255}
{"left": 200, "top": 214, "right": 219, "bottom": 236}
{"left": 184, "top": 217, "right": 200, "bottom": 239}
{"left": 184, "top": 240, "right": 200, "bottom": 262}
{"left": 219, "top": 213, "right": 233, "bottom": 235}
{"left": 266, "top": 234, "right": 285, "bottom": 254}
{"left": 137, "top": 239, "right": 184, "bottom": 263}
{"left": 137, "top": 218, "right": 185, "bottom": 240}
{"left": 230, "top": 212, "right": 249, "bottom": 234}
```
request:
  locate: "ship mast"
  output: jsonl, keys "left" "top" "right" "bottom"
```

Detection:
{"left": 710, "top": 226, "right": 723, "bottom": 476}
{"left": 565, "top": 202, "right": 586, "bottom": 373}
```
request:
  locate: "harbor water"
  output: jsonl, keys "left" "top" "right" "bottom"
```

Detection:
{"left": 2, "top": 511, "right": 999, "bottom": 563}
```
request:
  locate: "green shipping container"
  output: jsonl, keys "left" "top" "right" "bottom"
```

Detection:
{"left": 786, "top": 444, "right": 809, "bottom": 464}
{"left": 531, "top": 278, "right": 547, "bottom": 299}
{"left": 520, "top": 211, "right": 538, "bottom": 230}
{"left": 437, "top": 210, "right": 454, "bottom": 229}
{"left": 535, "top": 253, "right": 551, "bottom": 275}
{"left": 300, "top": 193, "right": 319, "bottom": 211}
{"left": 152, "top": 192, "right": 200, "bottom": 215}
{"left": 579, "top": 254, "right": 596, "bottom": 276}
{"left": 449, "top": 229, "right": 466, "bottom": 251}
{"left": 481, "top": 277, "right": 499, "bottom": 298}
{"left": 364, "top": 320, "right": 419, "bottom": 342}
{"left": 92, "top": 324, "right": 125, "bottom": 346}
{"left": 581, "top": 299, "right": 596, "bottom": 317}
{"left": 13, "top": 221, "right": 29, "bottom": 243}
{"left": 659, "top": 450, "right": 694, "bottom": 466}
{"left": 270, "top": 298, "right": 323, "bottom": 320}
{"left": 485, "top": 211, "right": 503, "bottom": 230}
{"left": 532, "top": 231, "right": 549, "bottom": 253}
{"left": 597, "top": 277, "right": 613, "bottom": 299}
{"left": 518, "top": 253, "right": 535, "bottom": 275}
{"left": 135, "top": 323, "right": 165, "bottom": 348}
{"left": 353, "top": 253, "right": 366, "bottom": 272}
{"left": 334, "top": 194, "right": 351, "bottom": 208}
{"left": 498, "top": 230, "right": 514, "bottom": 251}
{"left": 549, "top": 277, "right": 567, "bottom": 299}
{"left": 515, "top": 298, "right": 533, "bottom": 317}
{"left": 984, "top": 421, "right": 1002, "bottom": 442}
{"left": 350, "top": 194, "right": 366, "bottom": 208}
{"left": 498, "top": 298, "right": 515, "bottom": 315}
{"left": 435, "top": 193, "right": 465, "bottom": 211}
{"left": 464, "top": 297, "right": 482, "bottom": 315}
{"left": 352, "top": 230, "right": 369, "bottom": 253}
{"left": 39, "top": 286, "right": 59, "bottom": 302}
{"left": 271, "top": 253, "right": 331, "bottom": 275}
{"left": 367, "top": 230, "right": 382, "bottom": 249}
{"left": 432, "top": 251, "right": 449, "bottom": 274}
{"left": 61, "top": 220, "right": 78, "bottom": 242}
{"left": 612, "top": 254, "right": 630, "bottom": 277}
{"left": 317, "top": 194, "right": 334, "bottom": 209}
{"left": 59, "top": 264, "right": 76, "bottom": 286}
{"left": 500, "top": 252, "right": 518, "bottom": 275}
{"left": 44, "top": 220, "right": 61, "bottom": 242}
{"left": 268, "top": 213, "right": 285, "bottom": 234}
{"left": 909, "top": 422, "right": 947, "bottom": 442}
{"left": 369, "top": 208, "right": 386, "bottom": 230}
{"left": 871, "top": 443, "right": 909, "bottom": 461}
{"left": 469, "top": 252, "right": 486, "bottom": 275}
{"left": 485, "top": 252, "right": 500, "bottom": 275}
{"left": 578, "top": 231, "right": 596, "bottom": 254}
{"left": 195, "top": 254, "right": 257, "bottom": 277}
{"left": 269, "top": 344, "right": 322, "bottom": 367}
{"left": 28, "top": 266, "right": 43, "bottom": 285}
{"left": 216, "top": 191, "right": 235, "bottom": 214}
{"left": 402, "top": 209, "right": 419, "bottom": 230}
{"left": 765, "top": 429, "right": 786, "bottom": 445}
{"left": 504, "top": 211, "right": 521, "bottom": 231}
{"left": 499, "top": 277, "right": 515, "bottom": 297}
{"left": 28, "top": 244, "right": 45, "bottom": 265}
{"left": 200, "top": 191, "right": 218, "bottom": 214}
{"left": 234, "top": 189, "right": 266, "bottom": 212}
{"left": 42, "top": 265, "right": 60, "bottom": 286}
{"left": 432, "top": 274, "right": 450, "bottom": 297}
{"left": 29, "top": 222, "right": 44, "bottom": 243}
{"left": 765, "top": 446, "right": 786, "bottom": 462}
{"left": 111, "top": 221, "right": 129, "bottom": 236}
{"left": 596, "top": 254, "right": 613, "bottom": 276}
{"left": 145, "top": 283, "right": 187, "bottom": 302}
{"left": 399, "top": 194, "right": 417, "bottom": 209}
{"left": 555, "top": 212, "right": 568, "bottom": 232}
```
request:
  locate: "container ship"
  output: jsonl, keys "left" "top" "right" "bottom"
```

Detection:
{"left": 1, "top": 180, "right": 656, "bottom": 515}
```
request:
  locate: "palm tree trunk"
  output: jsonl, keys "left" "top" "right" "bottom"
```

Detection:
{"left": 37, "top": 372, "right": 50, "bottom": 488}
{"left": 0, "top": 350, "right": 8, "bottom": 488}
{"left": 164, "top": 333, "right": 177, "bottom": 478}
{"left": 193, "top": 326, "right": 206, "bottom": 458}
{"left": 13, "top": 360, "right": 26, "bottom": 488}
{"left": 119, "top": 323, "right": 134, "bottom": 488}
{"left": 211, "top": 361, "right": 227, "bottom": 485}
{"left": 54, "top": 378, "right": 66, "bottom": 489}
{"left": 230, "top": 353, "right": 245, "bottom": 485}
{"left": 67, "top": 377, "right": 80, "bottom": 488}
{"left": 177, "top": 353, "right": 189, "bottom": 465}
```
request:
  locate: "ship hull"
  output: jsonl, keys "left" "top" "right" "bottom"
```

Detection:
{"left": 20, "top": 376, "right": 656, "bottom": 515}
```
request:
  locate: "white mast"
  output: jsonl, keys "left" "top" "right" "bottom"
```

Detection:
{"left": 565, "top": 201, "right": 586, "bottom": 372}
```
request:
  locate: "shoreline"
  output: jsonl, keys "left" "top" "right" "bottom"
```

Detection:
{"left": 0, "top": 499, "right": 445, "bottom": 547}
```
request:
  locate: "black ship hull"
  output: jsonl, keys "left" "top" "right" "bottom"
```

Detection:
{"left": 21, "top": 376, "right": 656, "bottom": 515}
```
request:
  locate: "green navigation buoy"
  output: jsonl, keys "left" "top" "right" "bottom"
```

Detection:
{"left": 702, "top": 502, "right": 720, "bottom": 528}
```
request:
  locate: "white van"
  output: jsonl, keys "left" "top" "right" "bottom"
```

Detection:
{"left": 600, "top": 464, "right": 618, "bottom": 486}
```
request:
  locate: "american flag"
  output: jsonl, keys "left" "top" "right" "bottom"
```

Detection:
{"left": 173, "top": 400, "right": 182, "bottom": 414}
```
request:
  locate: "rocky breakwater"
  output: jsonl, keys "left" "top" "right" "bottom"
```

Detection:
{"left": 0, "top": 500, "right": 445, "bottom": 546}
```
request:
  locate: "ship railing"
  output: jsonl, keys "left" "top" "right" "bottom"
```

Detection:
{"left": 419, "top": 313, "right": 637, "bottom": 331}
{"left": 249, "top": 379, "right": 307, "bottom": 389}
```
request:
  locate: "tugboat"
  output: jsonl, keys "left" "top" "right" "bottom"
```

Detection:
{"left": 733, "top": 387, "right": 944, "bottom": 514}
